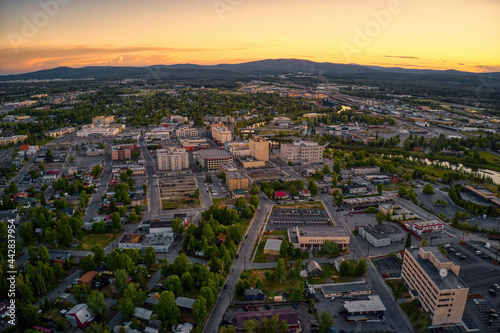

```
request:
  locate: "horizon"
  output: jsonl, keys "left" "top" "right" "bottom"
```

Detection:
{"left": 1, "top": 0, "right": 499, "bottom": 75}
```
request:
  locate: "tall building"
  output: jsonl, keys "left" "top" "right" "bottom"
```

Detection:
{"left": 112, "top": 143, "right": 140, "bottom": 161}
{"left": 211, "top": 125, "right": 232, "bottom": 144}
{"left": 249, "top": 136, "right": 269, "bottom": 161}
{"left": 401, "top": 247, "right": 468, "bottom": 325}
{"left": 175, "top": 126, "right": 200, "bottom": 138}
{"left": 197, "top": 149, "right": 233, "bottom": 171}
{"left": 157, "top": 148, "right": 189, "bottom": 171}
{"left": 280, "top": 139, "right": 327, "bottom": 164}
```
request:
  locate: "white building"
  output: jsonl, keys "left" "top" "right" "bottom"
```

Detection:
{"left": 157, "top": 147, "right": 189, "bottom": 171}
{"left": 147, "top": 126, "right": 173, "bottom": 140}
{"left": 412, "top": 220, "right": 445, "bottom": 235}
{"left": 175, "top": 126, "right": 199, "bottom": 138}
{"left": 280, "top": 139, "right": 327, "bottom": 164}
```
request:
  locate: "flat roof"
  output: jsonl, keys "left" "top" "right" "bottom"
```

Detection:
{"left": 407, "top": 248, "right": 468, "bottom": 290}
{"left": 322, "top": 282, "right": 371, "bottom": 295}
{"left": 291, "top": 225, "right": 349, "bottom": 239}
{"left": 175, "top": 297, "right": 195, "bottom": 309}
{"left": 119, "top": 234, "right": 146, "bottom": 244}
{"left": 264, "top": 239, "right": 282, "bottom": 251}
{"left": 227, "top": 171, "right": 246, "bottom": 179}
{"left": 197, "top": 149, "right": 232, "bottom": 160}
{"left": 344, "top": 295, "right": 386, "bottom": 313}
{"left": 360, "top": 224, "right": 403, "bottom": 239}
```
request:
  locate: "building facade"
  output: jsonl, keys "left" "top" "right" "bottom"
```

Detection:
{"left": 112, "top": 143, "right": 140, "bottom": 161}
{"left": 212, "top": 125, "right": 232, "bottom": 143}
{"left": 249, "top": 136, "right": 270, "bottom": 161}
{"left": 288, "top": 225, "right": 349, "bottom": 251}
{"left": 280, "top": 139, "right": 327, "bottom": 164}
{"left": 157, "top": 148, "right": 189, "bottom": 171}
{"left": 401, "top": 247, "right": 468, "bottom": 325}
{"left": 197, "top": 149, "right": 233, "bottom": 171}
{"left": 92, "top": 115, "right": 114, "bottom": 124}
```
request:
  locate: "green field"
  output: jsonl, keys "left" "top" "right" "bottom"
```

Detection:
{"left": 74, "top": 231, "right": 122, "bottom": 250}
{"left": 385, "top": 279, "right": 411, "bottom": 298}
{"left": 401, "top": 301, "right": 431, "bottom": 333}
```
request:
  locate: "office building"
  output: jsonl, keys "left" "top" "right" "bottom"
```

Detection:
{"left": 249, "top": 136, "right": 270, "bottom": 161}
{"left": 358, "top": 223, "right": 405, "bottom": 247}
{"left": 197, "top": 149, "right": 233, "bottom": 171}
{"left": 212, "top": 125, "right": 232, "bottom": 143}
{"left": 288, "top": 225, "right": 349, "bottom": 251}
{"left": 280, "top": 139, "right": 327, "bottom": 164}
{"left": 401, "top": 247, "right": 468, "bottom": 325}
{"left": 175, "top": 126, "right": 199, "bottom": 138}
{"left": 157, "top": 148, "right": 189, "bottom": 171}
{"left": 412, "top": 221, "right": 445, "bottom": 235}
{"left": 92, "top": 115, "right": 114, "bottom": 124}
{"left": 112, "top": 143, "right": 140, "bottom": 161}
{"left": 225, "top": 170, "right": 249, "bottom": 191}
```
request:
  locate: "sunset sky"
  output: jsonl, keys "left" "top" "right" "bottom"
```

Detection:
{"left": 0, "top": 0, "right": 499, "bottom": 74}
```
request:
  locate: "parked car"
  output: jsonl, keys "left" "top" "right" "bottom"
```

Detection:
{"left": 293, "top": 303, "right": 298, "bottom": 309}
{"left": 489, "top": 289, "right": 497, "bottom": 296}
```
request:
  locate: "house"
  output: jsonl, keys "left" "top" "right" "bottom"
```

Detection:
{"left": 175, "top": 297, "right": 195, "bottom": 312}
{"left": 344, "top": 183, "right": 369, "bottom": 195}
{"left": 274, "top": 191, "right": 289, "bottom": 200}
{"left": 78, "top": 271, "right": 98, "bottom": 286}
{"left": 134, "top": 307, "right": 153, "bottom": 321}
{"left": 263, "top": 239, "right": 282, "bottom": 255}
{"left": 307, "top": 260, "right": 323, "bottom": 277}
{"left": 244, "top": 288, "right": 266, "bottom": 300}
{"left": 66, "top": 304, "right": 94, "bottom": 329}
{"left": 0, "top": 210, "right": 19, "bottom": 224}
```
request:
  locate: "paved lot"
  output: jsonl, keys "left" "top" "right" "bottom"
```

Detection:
{"left": 372, "top": 256, "right": 403, "bottom": 278}
{"left": 206, "top": 173, "right": 230, "bottom": 199}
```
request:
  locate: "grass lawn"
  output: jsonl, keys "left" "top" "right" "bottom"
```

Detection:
{"left": 274, "top": 201, "right": 326, "bottom": 210}
{"left": 386, "top": 279, "right": 411, "bottom": 298}
{"left": 36, "top": 137, "right": 55, "bottom": 146}
{"left": 479, "top": 151, "right": 500, "bottom": 165}
{"left": 74, "top": 231, "right": 122, "bottom": 250}
{"left": 401, "top": 301, "right": 431, "bottom": 333}
{"left": 244, "top": 269, "right": 304, "bottom": 296}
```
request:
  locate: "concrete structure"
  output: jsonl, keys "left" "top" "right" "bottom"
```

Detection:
{"left": 263, "top": 239, "right": 282, "bottom": 255}
{"left": 239, "top": 157, "right": 266, "bottom": 168}
{"left": 112, "top": 143, "right": 140, "bottom": 161}
{"left": 358, "top": 223, "right": 405, "bottom": 247}
{"left": 280, "top": 139, "right": 327, "bottom": 164}
{"left": 225, "top": 170, "right": 249, "bottom": 191}
{"left": 343, "top": 295, "right": 386, "bottom": 322}
{"left": 344, "top": 183, "right": 369, "bottom": 195}
{"left": 412, "top": 220, "right": 445, "bottom": 235}
{"left": 342, "top": 195, "right": 392, "bottom": 209}
{"left": 249, "top": 136, "right": 270, "bottom": 161}
{"left": 272, "top": 117, "right": 292, "bottom": 127}
{"left": 118, "top": 234, "right": 146, "bottom": 250}
{"left": 175, "top": 126, "right": 199, "bottom": 138}
{"left": 197, "top": 149, "right": 233, "bottom": 171}
{"left": 211, "top": 125, "right": 232, "bottom": 143}
{"left": 321, "top": 282, "right": 372, "bottom": 298}
{"left": 92, "top": 115, "right": 114, "bottom": 124}
{"left": 77, "top": 124, "right": 122, "bottom": 137}
{"left": 288, "top": 225, "right": 349, "bottom": 251}
{"left": 350, "top": 166, "right": 381, "bottom": 175}
{"left": 378, "top": 204, "right": 395, "bottom": 215}
{"left": 45, "top": 127, "right": 75, "bottom": 138}
{"left": 401, "top": 247, "right": 468, "bottom": 325}
{"left": 157, "top": 147, "right": 189, "bottom": 171}
{"left": 66, "top": 304, "right": 94, "bottom": 329}
{"left": 147, "top": 126, "right": 173, "bottom": 140}
{"left": 0, "top": 135, "right": 27, "bottom": 145}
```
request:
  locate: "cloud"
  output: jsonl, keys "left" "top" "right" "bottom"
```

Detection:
{"left": 474, "top": 65, "right": 500, "bottom": 72}
{"left": 382, "top": 55, "right": 419, "bottom": 60}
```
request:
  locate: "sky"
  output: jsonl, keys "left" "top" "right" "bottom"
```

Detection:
{"left": 0, "top": 0, "right": 499, "bottom": 74}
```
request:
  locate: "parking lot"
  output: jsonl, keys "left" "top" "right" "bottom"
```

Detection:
{"left": 372, "top": 256, "right": 403, "bottom": 279}
{"left": 205, "top": 174, "right": 230, "bottom": 199}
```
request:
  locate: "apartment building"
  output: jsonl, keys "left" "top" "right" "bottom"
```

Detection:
{"left": 112, "top": 143, "right": 140, "bottom": 161}
{"left": 157, "top": 147, "right": 189, "bottom": 171}
{"left": 288, "top": 225, "right": 349, "bottom": 251}
{"left": 197, "top": 149, "right": 233, "bottom": 171}
{"left": 401, "top": 247, "right": 468, "bottom": 325}
{"left": 280, "top": 139, "right": 327, "bottom": 164}
{"left": 225, "top": 171, "right": 249, "bottom": 191}
{"left": 92, "top": 115, "right": 114, "bottom": 124}
{"left": 45, "top": 127, "right": 75, "bottom": 138}
{"left": 175, "top": 126, "right": 200, "bottom": 138}
{"left": 249, "top": 136, "right": 270, "bottom": 161}
{"left": 211, "top": 125, "right": 232, "bottom": 144}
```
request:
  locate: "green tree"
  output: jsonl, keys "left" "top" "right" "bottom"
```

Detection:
{"left": 355, "top": 256, "right": 367, "bottom": 276}
{"left": 421, "top": 238, "right": 429, "bottom": 247}
{"left": 80, "top": 255, "right": 96, "bottom": 273}
{"left": 321, "top": 240, "right": 339, "bottom": 256}
{"left": 318, "top": 311, "right": 334, "bottom": 333}
{"left": 243, "top": 320, "right": 258, "bottom": 333}
{"left": 115, "top": 269, "right": 128, "bottom": 292}
{"left": 111, "top": 212, "right": 122, "bottom": 230}
{"left": 154, "top": 291, "right": 180, "bottom": 326}
{"left": 91, "top": 244, "right": 106, "bottom": 266}
{"left": 249, "top": 195, "right": 260, "bottom": 208}
{"left": 276, "top": 258, "right": 286, "bottom": 283}
{"left": 144, "top": 246, "right": 157, "bottom": 268}
{"left": 128, "top": 212, "right": 139, "bottom": 223}
{"left": 166, "top": 275, "right": 183, "bottom": 297}
{"left": 377, "top": 184, "right": 383, "bottom": 195}
{"left": 405, "top": 233, "right": 412, "bottom": 249}
{"left": 181, "top": 272, "right": 194, "bottom": 290}
{"left": 39, "top": 245, "right": 50, "bottom": 264}
{"left": 119, "top": 297, "right": 135, "bottom": 319}
{"left": 46, "top": 149, "right": 53, "bottom": 161}
{"left": 87, "top": 290, "right": 108, "bottom": 320}
{"left": 308, "top": 180, "right": 318, "bottom": 196}
{"left": 423, "top": 183, "right": 434, "bottom": 194}
{"left": 249, "top": 184, "right": 259, "bottom": 195}
{"left": 22, "top": 304, "right": 40, "bottom": 327}
{"left": 323, "top": 164, "right": 330, "bottom": 174}
{"left": 192, "top": 296, "right": 208, "bottom": 324}
{"left": 375, "top": 211, "right": 386, "bottom": 224}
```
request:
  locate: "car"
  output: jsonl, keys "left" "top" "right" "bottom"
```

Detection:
{"left": 254, "top": 306, "right": 258, "bottom": 311}
{"left": 456, "top": 252, "right": 461, "bottom": 256}
{"left": 490, "top": 313, "right": 498, "bottom": 318}
{"left": 489, "top": 289, "right": 497, "bottom": 296}
{"left": 330, "top": 297, "right": 335, "bottom": 302}
{"left": 266, "top": 305, "right": 271, "bottom": 310}
{"left": 460, "top": 255, "right": 466, "bottom": 260}
{"left": 494, "top": 284, "right": 500, "bottom": 289}
{"left": 245, "top": 306, "right": 249, "bottom": 311}
{"left": 311, "top": 323, "right": 320, "bottom": 327}
{"left": 487, "top": 309, "right": 496, "bottom": 313}
{"left": 476, "top": 251, "right": 482, "bottom": 255}
{"left": 293, "top": 303, "right": 298, "bottom": 309}
{"left": 444, "top": 243, "right": 451, "bottom": 248}
{"left": 484, "top": 255, "right": 490, "bottom": 259}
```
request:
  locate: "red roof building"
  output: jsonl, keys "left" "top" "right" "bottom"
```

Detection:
{"left": 274, "top": 191, "right": 289, "bottom": 199}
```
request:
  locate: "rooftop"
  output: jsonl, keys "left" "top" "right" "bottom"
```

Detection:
{"left": 322, "top": 282, "right": 371, "bottom": 295}
{"left": 264, "top": 239, "right": 282, "bottom": 252}
{"left": 344, "top": 295, "right": 386, "bottom": 313}
{"left": 119, "top": 234, "right": 146, "bottom": 244}
{"left": 175, "top": 297, "right": 195, "bottom": 309}
{"left": 293, "top": 225, "right": 349, "bottom": 238}
{"left": 360, "top": 224, "right": 403, "bottom": 240}
{"left": 197, "top": 149, "right": 232, "bottom": 160}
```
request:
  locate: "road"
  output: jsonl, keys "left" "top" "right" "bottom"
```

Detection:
{"left": 139, "top": 138, "right": 161, "bottom": 220}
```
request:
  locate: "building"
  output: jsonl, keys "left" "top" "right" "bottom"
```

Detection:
{"left": 225, "top": 170, "right": 249, "bottom": 191}
{"left": 175, "top": 126, "right": 199, "bottom": 138}
{"left": 147, "top": 126, "right": 173, "bottom": 140}
{"left": 19, "top": 144, "right": 39, "bottom": 156}
{"left": 268, "top": 208, "right": 331, "bottom": 230}
{"left": 66, "top": 304, "right": 94, "bottom": 329}
{"left": 118, "top": 234, "right": 146, "bottom": 250}
{"left": 157, "top": 147, "right": 189, "bottom": 171}
{"left": 232, "top": 309, "right": 301, "bottom": 332}
{"left": 378, "top": 204, "right": 395, "bottom": 215}
{"left": 77, "top": 124, "right": 122, "bottom": 137}
{"left": 343, "top": 295, "right": 386, "bottom": 322}
{"left": 272, "top": 117, "right": 292, "bottom": 127}
{"left": 350, "top": 166, "right": 381, "bottom": 175}
{"left": 288, "top": 225, "right": 349, "bottom": 251}
{"left": 263, "top": 239, "right": 282, "bottom": 255}
{"left": 239, "top": 156, "right": 266, "bottom": 169}
{"left": 274, "top": 191, "right": 289, "bottom": 200}
{"left": 92, "top": 115, "right": 114, "bottom": 124}
{"left": 358, "top": 223, "right": 405, "bottom": 247}
{"left": 45, "top": 127, "right": 75, "bottom": 138}
{"left": 307, "top": 260, "right": 323, "bottom": 277}
{"left": 175, "top": 297, "right": 195, "bottom": 312}
{"left": 401, "top": 247, "right": 468, "bottom": 325}
{"left": 249, "top": 136, "right": 270, "bottom": 161}
{"left": 112, "top": 143, "right": 140, "bottom": 161}
{"left": 280, "top": 139, "right": 327, "bottom": 164}
{"left": 78, "top": 271, "right": 98, "bottom": 286}
{"left": 412, "top": 220, "right": 445, "bottom": 235}
{"left": 344, "top": 183, "right": 369, "bottom": 195}
{"left": 0, "top": 210, "right": 20, "bottom": 224}
{"left": 205, "top": 114, "right": 234, "bottom": 124}
{"left": 321, "top": 282, "right": 372, "bottom": 298}
{"left": 0, "top": 135, "right": 27, "bottom": 146}
{"left": 211, "top": 125, "right": 232, "bottom": 143}
{"left": 197, "top": 149, "right": 233, "bottom": 171}
{"left": 244, "top": 288, "right": 266, "bottom": 300}
{"left": 342, "top": 195, "right": 392, "bottom": 210}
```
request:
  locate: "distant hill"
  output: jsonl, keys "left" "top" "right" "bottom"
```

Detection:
{"left": 0, "top": 59, "right": 499, "bottom": 86}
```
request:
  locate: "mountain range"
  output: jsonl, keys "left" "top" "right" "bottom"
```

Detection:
{"left": 0, "top": 59, "right": 499, "bottom": 86}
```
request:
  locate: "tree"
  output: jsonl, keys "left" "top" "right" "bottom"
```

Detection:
{"left": 46, "top": 149, "right": 53, "bottom": 161}
{"left": 69, "top": 155, "right": 75, "bottom": 164}
{"left": 115, "top": 269, "right": 128, "bottom": 292}
{"left": 318, "top": 311, "right": 334, "bottom": 333}
{"left": 405, "top": 233, "right": 412, "bottom": 249}
{"left": 249, "top": 184, "right": 259, "bottom": 195}
{"left": 421, "top": 238, "right": 429, "bottom": 247}
{"left": 375, "top": 211, "right": 385, "bottom": 224}
{"left": 22, "top": 304, "right": 40, "bottom": 327}
{"left": 53, "top": 262, "right": 65, "bottom": 280}
{"left": 321, "top": 240, "right": 339, "bottom": 256}
{"left": 87, "top": 290, "right": 108, "bottom": 320}
{"left": 355, "top": 256, "right": 367, "bottom": 276}
{"left": 181, "top": 272, "right": 194, "bottom": 290}
{"left": 192, "top": 296, "right": 208, "bottom": 324}
{"left": 91, "top": 244, "right": 106, "bottom": 266}
{"left": 154, "top": 291, "right": 180, "bottom": 326}
{"left": 255, "top": 277, "right": 264, "bottom": 290}
{"left": 308, "top": 180, "right": 318, "bottom": 196}
{"left": 279, "top": 319, "right": 288, "bottom": 333}
{"left": 243, "top": 320, "right": 258, "bottom": 333}
{"left": 166, "top": 275, "right": 183, "bottom": 297}
{"left": 323, "top": 164, "right": 330, "bottom": 174}
{"left": 80, "top": 190, "right": 89, "bottom": 208}
{"left": 142, "top": 183, "right": 147, "bottom": 193}
{"left": 276, "top": 258, "right": 286, "bottom": 283}
{"left": 111, "top": 212, "right": 122, "bottom": 230}
{"left": 39, "top": 245, "right": 50, "bottom": 264}
{"left": 377, "top": 184, "right": 383, "bottom": 195}
{"left": 119, "top": 296, "right": 135, "bottom": 319}
{"left": 423, "top": 183, "right": 434, "bottom": 194}
{"left": 366, "top": 207, "right": 377, "bottom": 214}
{"left": 249, "top": 195, "right": 260, "bottom": 208}
{"left": 128, "top": 212, "right": 139, "bottom": 223}
{"left": 80, "top": 255, "right": 96, "bottom": 273}
{"left": 144, "top": 246, "right": 157, "bottom": 268}
{"left": 171, "top": 217, "right": 184, "bottom": 235}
